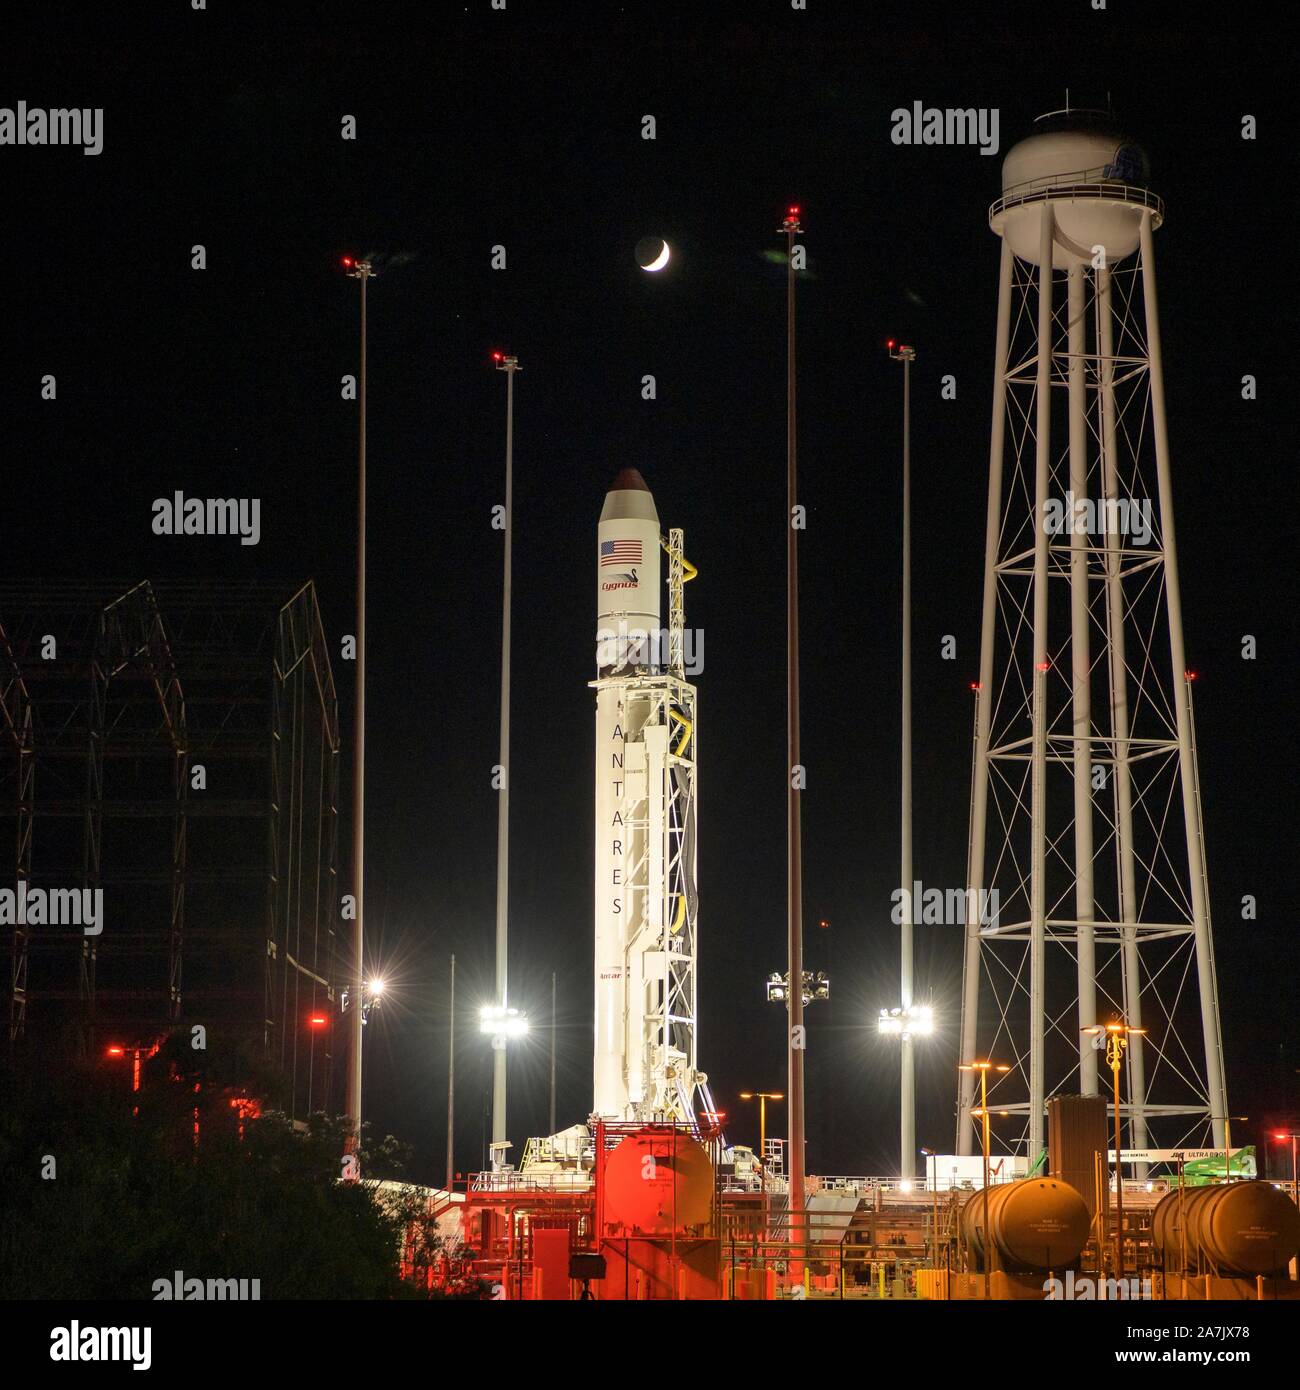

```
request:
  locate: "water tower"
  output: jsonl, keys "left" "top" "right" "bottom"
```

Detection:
{"left": 956, "top": 109, "right": 1230, "bottom": 1164}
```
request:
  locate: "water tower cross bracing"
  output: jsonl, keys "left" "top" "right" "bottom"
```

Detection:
{"left": 956, "top": 112, "right": 1230, "bottom": 1163}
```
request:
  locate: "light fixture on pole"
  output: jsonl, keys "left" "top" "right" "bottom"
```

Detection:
{"left": 340, "top": 975, "right": 385, "bottom": 1025}
{"left": 480, "top": 1003, "right": 529, "bottom": 1039}
{"left": 766, "top": 970, "right": 829, "bottom": 1008}
{"left": 877, "top": 1004, "right": 934, "bottom": 1038}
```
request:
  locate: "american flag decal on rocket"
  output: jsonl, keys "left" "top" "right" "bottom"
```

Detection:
{"left": 600, "top": 538, "right": 642, "bottom": 566}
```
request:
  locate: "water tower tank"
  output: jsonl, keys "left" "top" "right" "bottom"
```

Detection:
{"left": 991, "top": 111, "right": 1161, "bottom": 268}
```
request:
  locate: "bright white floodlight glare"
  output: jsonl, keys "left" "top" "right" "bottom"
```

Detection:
{"left": 368, "top": 977, "right": 385, "bottom": 997}
{"left": 878, "top": 1004, "right": 935, "bottom": 1038}
{"left": 479, "top": 1004, "right": 528, "bottom": 1038}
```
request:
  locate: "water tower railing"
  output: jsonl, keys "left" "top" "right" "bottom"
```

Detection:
{"left": 990, "top": 180, "right": 1164, "bottom": 228}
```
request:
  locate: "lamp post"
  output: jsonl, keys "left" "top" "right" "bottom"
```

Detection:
{"left": 740, "top": 1090, "right": 785, "bottom": 1239}
{"left": 446, "top": 953, "right": 455, "bottom": 1192}
{"left": 549, "top": 970, "right": 557, "bottom": 1137}
{"left": 342, "top": 254, "right": 373, "bottom": 1177}
{"left": 889, "top": 339, "right": 917, "bottom": 1181}
{"left": 879, "top": 1004, "right": 933, "bottom": 1188}
{"left": 959, "top": 1060, "right": 1009, "bottom": 1300}
{"left": 490, "top": 350, "right": 520, "bottom": 1154}
{"left": 778, "top": 203, "right": 807, "bottom": 1272}
{"left": 920, "top": 1146, "right": 939, "bottom": 1267}
{"left": 1083, "top": 1021, "right": 1146, "bottom": 1278}
{"left": 480, "top": 1003, "right": 528, "bottom": 1171}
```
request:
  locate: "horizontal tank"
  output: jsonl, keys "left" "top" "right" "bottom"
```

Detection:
{"left": 991, "top": 113, "right": 1160, "bottom": 269}
{"left": 961, "top": 1177, "right": 1090, "bottom": 1271}
{"left": 603, "top": 1127, "right": 713, "bottom": 1236}
{"left": 1153, "top": 1182, "right": 1300, "bottom": 1276}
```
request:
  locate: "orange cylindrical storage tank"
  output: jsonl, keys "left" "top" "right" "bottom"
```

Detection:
{"left": 1153, "top": 1183, "right": 1300, "bottom": 1276}
{"left": 603, "top": 1128, "right": 713, "bottom": 1236}
{"left": 961, "top": 1177, "right": 1090, "bottom": 1271}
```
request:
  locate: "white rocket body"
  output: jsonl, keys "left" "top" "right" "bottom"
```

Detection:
{"left": 593, "top": 469, "right": 661, "bottom": 1119}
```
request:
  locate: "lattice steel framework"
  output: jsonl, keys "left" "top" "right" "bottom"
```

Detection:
{"left": 956, "top": 196, "right": 1229, "bottom": 1163}
{"left": 1, "top": 581, "right": 340, "bottom": 1121}
{"left": 603, "top": 672, "right": 700, "bottom": 1120}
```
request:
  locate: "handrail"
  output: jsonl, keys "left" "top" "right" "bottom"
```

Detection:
{"left": 990, "top": 180, "right": 1164, "bottom": 228}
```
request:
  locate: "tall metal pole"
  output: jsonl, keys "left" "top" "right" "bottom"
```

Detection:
{"left": 492, "top": 353, "right": 519, "bottom": 1151}
{"left": 957, "top": 240, "right": 1013, "bottom": 1153}
{"left": 1110, "top": 1039, "right": 1125, "bottom": 1278}
{"left": 1138, "top": 213, "right": 1229, "bottom": 1148}
{"left": 446, "top": 953, "right": 455, "bottom": 1191}
{"left": 1067, "top": 264, "right": 1099, "bottom": 1098}
{"left": 1097, "top": 267, "right": 1149, "bottom": 1157}
{"left": 549, "top": 970, "right": 557, "bottom": 1135}
{"left": 759, "top": 1093, "right": 768, "bottom": 1243}
{"left": 344, "top": 258, "right": 373, "bottom": 1173}
{"left": 781, "top": 207, "right": 806, "bottom": 1264}
{"left": 981, "top": 1067, "right": 990, "bottom": 1302}
{"left": 893, "top": 342, "right": 917, "bottom": 1181}
{"left": 1027, "top": 204, "right": 1055, "bottom": 1163}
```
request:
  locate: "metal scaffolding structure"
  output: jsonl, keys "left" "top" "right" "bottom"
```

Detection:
{"left": 957, "top": 123, "right": 1229, "bottom": 1163}
{"left": 0, "top": 580, "right": 341, "bottom": 1122}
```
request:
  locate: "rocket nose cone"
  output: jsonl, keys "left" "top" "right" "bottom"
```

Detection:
{"left": 607, "top": 467, "right": 650, "bottom": 494}
{"left": 600, "top": 467, "right": 659, "bottom": 524}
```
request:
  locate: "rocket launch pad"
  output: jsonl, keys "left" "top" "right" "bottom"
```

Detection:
{"left": 592, "top": 469, "right": 705, "bottom": 1122}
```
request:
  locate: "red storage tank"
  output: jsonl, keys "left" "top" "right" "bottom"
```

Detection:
{"left": 603, "top": 1128, "right": 713, "bottom": 1235}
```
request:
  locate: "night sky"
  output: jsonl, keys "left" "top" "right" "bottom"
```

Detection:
{"left": 5, "top": 1, "right": 1293, "bottom": 1182}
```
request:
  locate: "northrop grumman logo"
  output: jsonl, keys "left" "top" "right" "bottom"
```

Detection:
{"left": 0, "top": 103, "right": 103, "bottom": 156}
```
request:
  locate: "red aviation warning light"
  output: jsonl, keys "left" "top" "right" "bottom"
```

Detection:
{"left": 105, "top": 1044, "right": 125, "bottom": 1057}
{"left": 309, "top": 1013, "right": 328, "bottom": 1028}
{"left": 340, "top": 256, "right": 355, "bottom": 269}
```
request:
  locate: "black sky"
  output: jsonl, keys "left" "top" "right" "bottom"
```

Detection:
{"left": 4, "top": 0, "right": 1295, "bottom": 1180}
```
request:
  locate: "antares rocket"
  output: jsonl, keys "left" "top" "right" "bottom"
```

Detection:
{"left": 592, "top": 469, "right": 705, "bottom": 1121}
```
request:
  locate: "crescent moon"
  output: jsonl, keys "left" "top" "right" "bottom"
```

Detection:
{"left": 641, "top": 239, "right": 670, "bottom": 272}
